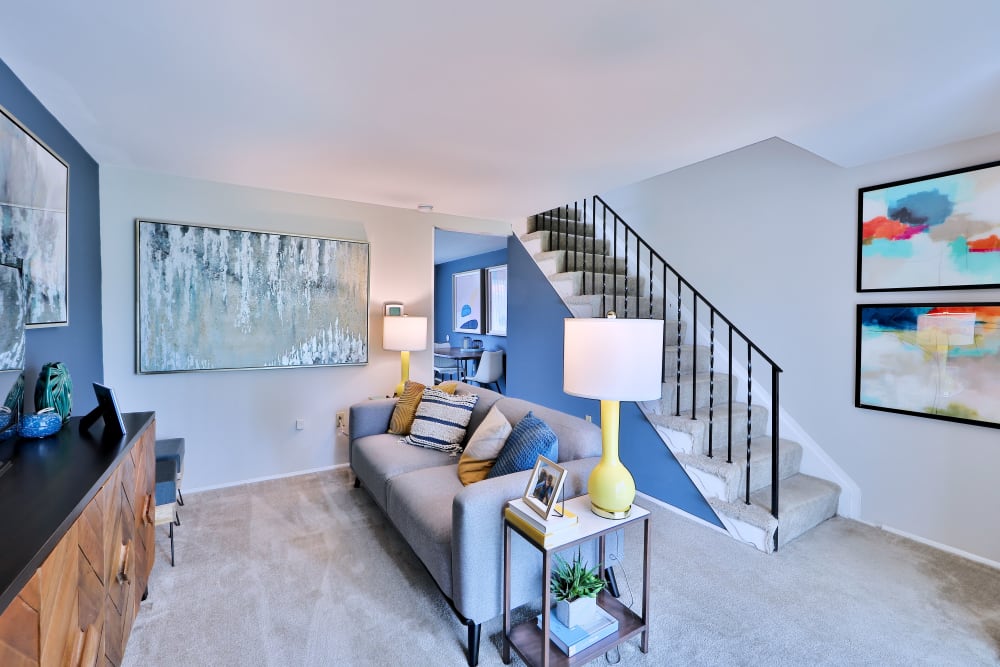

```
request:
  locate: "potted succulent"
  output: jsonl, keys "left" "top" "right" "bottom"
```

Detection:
{"left": 550, "top": 554, "right": 606, "bottom": 628}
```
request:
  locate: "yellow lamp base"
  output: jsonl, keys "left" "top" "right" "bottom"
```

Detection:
{"left": 587, "top": 399, "right": 636, "bottom": 521}
{"left": 590, "top": 501, "right": 632, "bottom": 520}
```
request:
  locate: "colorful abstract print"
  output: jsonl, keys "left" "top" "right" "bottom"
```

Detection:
{"left": 857, "top": 305, "right": 1000, "bottom": 427}
{"left": 860, "top": 163, "right": 1000, "bottom": 290}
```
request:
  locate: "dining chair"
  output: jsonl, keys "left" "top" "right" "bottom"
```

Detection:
{"left": 433, "top": 342, "right": 461, "bottom": 382}
{"left": 462, "top": 350, "right": 504, "bottom": 393}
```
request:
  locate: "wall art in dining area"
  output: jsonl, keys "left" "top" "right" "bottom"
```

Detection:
{"left": 0, "top": 105, "right": 68, "bottom": 326}
{"left": 858, "top": 160, "right": 1000, "bottom": 292}
{"left": 453, "top": 268, "right": 483, "bottom": 334}
{"left": 137, "top": 219, "right": 369, "bottom": 373}
{"left": 855, "top": 303, "right": 1000, "bottom": 429}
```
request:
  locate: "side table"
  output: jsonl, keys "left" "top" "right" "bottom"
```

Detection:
{"left": 502, "top": 495, "right": 651, "bottom": 666}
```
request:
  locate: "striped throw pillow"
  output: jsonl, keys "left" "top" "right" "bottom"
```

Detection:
{"left": 402, "top": 388, "right": 480, "bottom": 454}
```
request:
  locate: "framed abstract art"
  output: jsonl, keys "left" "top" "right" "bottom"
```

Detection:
{"left": 136, "top": 219, "right": 369, "bottom": 373}
{"left": 453, "top": 269, "right": 483, "bottom": 334}
{"left": 855, "top": 303, "right": 1000, "bottom": 429}
{"left": 0, "top": 104, "right": 69, "bottom": 326}
{"left": 858, "top": 160, "right": 1000, "bottom": 292}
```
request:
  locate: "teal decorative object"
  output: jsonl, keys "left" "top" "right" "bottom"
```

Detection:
{"left": 35, "top": 362, "right": 72, "bottom": 424}
{"left": 18, "top": 409, "right": 63, "bottom": 438}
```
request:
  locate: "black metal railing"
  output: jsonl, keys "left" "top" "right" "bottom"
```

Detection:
{"left": 532, "top": 196, "right": 784, "bottom": 550}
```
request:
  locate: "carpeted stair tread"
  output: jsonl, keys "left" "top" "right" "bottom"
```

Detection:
{"left": 754, "top": 473, "right": 841, "bottom": 548}
{"left": 653, "top": 371, "right": 736, "bottom": 413}
{"left": 662, "top": 344, "right": 712, "bottom": 374}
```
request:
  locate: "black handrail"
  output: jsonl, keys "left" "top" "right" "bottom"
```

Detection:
{"left": 532, "top": 196, "right": 784, "bottom": 550}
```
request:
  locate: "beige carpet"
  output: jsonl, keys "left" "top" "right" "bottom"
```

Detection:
{"left": 123, "top": 468, "right": 1000, "bottom": 666}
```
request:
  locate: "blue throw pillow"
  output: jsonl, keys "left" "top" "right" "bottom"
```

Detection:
{"left": 487, "top": 411, "right": 558, "bottom": 478}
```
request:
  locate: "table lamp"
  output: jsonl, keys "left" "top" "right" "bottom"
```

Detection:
{"left": 383, "top": 315, "right": 427, "bottom": 396}
{"left": 564, "top": 313, "right": 664, "bottom": 519}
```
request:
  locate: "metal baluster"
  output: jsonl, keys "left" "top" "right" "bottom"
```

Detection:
{"left": 708, "top": 310, "right": 715, "bottom": 458}
{"left": 601, "top": 203, "right": 607, "bottom": 316}
{"left": 745, "top": 343, "right": 752, "bottom": 505}
{"left": 573, "top": 201, "right": 579, "bottom": 273}
{"left": 649, "top": 247, "right": 654, "bottom": 320}
{"left": 727, "top": 326, "right": 733, "bottom": 464}
{"left": 691, "top": 299, "right": 697, "bottom": 419}
{"left": 623, "top": 227, "right": 629, "bottom": 318}
{"left": 771, "top": 366, "right": 781, "bottom": 551}
{"left": 675, "top": 277, "right": 682, "bottom": 417}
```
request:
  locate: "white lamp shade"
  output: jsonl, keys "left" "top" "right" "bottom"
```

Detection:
{"left": 564, "top": 317, "right": 664, "bottom": 401}
{"left": 383, "top": 316, "right": 427, "bottom": 351}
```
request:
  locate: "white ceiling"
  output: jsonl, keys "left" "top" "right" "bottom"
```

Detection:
{"left": 3, "top": 2, "right": 1000, "bottom": 223}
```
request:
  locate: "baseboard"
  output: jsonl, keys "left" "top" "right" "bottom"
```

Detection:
{"left": 857, "top": 519, "right": 1000, "bottom": 571}
{"left": 185, "top": 463, "right": 350, "bottom": 496}
{"left": 635, "top": 490, "right": 729, "bottom": 536}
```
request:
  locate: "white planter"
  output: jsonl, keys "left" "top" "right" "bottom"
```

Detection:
{"left": 555, "top": 596, "right": 597, "bottom": 628}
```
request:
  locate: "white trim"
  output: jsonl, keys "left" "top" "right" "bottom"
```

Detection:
{"left": 184, "top": 463, "right": 349, "bottom": 495}
{"left": 856, "top": 519, "right": 1000, "bottom": 571}
{"left": 635, "top": 490, "right": 728, "bottom": 536}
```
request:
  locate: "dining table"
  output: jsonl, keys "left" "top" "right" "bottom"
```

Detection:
{"left": 434, "top": 345, "right": 484, "bottom": 378}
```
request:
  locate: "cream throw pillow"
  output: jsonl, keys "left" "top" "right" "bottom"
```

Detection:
{"left": 458, "top": 405, "right": 512, "bottom": 485}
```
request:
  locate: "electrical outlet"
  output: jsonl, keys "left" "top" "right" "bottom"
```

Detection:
{"left": 295, "top": 419, "right": 305, "bottom": 431}
{"left": 336, "top": 412, "right": 347, "bottom": 429}
{"left": 585, "top": 415, "right": 592, "bottom": 422}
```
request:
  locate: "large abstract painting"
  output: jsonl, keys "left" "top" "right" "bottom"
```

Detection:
{"left": 0, "top": 105, "right": 68, "bottom": 326}
{"left": 856, "top": 303, "right": 1000, "bottom": 429}
{"left": 0, "top": 259, "right": 25, "bottom": 371}
{"left": 858, "top": 160, "right": 1000, "bottom": 292}
{"left": 453, "top": 269, "right": 482, "bottom": 334}
{"left": 137, "top": 219, "right": 369, "bottom": 373}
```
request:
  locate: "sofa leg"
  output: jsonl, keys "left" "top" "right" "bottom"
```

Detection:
{"left": 466, "top": 620, "right": 481, "bottom": 666}
{"left": 353, "top": 476, "right": 361, "bottom": 489}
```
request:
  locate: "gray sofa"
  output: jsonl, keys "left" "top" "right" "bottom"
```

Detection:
{"left": 349, "top": 383, "right": 602, "bottom": 666}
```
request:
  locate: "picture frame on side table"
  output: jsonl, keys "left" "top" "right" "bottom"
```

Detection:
{"left": 523, "top": 456, "right": 567, "bottom": 520}
{"left": 453, "top": 269, "right": 483, "bottom": 334}
{"left": 858, "top": 160, "right": 1000, "bottom": 292}
{"left": 856, "top": 303, "right": 1000, "bottom": 429}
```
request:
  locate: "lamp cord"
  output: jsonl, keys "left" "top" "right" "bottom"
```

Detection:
{"left": 605, "top": 529, "right": 633, "bottom": 664}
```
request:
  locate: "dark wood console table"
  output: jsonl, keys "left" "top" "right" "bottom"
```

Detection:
{"left": 0, "top": 411, "right": 156, "bottom": 665}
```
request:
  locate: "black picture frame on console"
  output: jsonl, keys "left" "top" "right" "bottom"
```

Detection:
{"left": 80, "top": 383, "right": 127, "bottom": 438}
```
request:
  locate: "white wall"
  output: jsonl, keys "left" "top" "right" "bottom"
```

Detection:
{"left": 100, "top": 166, "right": 509, "bottom": 491}
{"left": 603, "top": 135, "right": 1000, "bottom": 563}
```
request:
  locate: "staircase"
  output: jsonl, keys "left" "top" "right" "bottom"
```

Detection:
{"left": 522, "top": 198, "right": 841, "bottom": 552}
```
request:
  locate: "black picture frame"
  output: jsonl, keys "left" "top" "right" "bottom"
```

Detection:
{"left": 855, "top": 303, "right": 1000, "bottom": 429}
{"left": 857, "top": 159, "right": 1000, "bottom": 292}
{"left": 80, "top": 383, "right": 127, "bottom": 438}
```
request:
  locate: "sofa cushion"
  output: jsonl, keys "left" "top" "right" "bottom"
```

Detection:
{"left": 352, "top": 433, "right": 457, "bottom": 511}
{"left": 457, "top": 405, "right": 512, "bottom": 485}
{"left": 492, "top": 397, "right": 602, "bottom": 463}
{"left": 487, "top": 411, "right": 558, "bottom": 478}
{"left": 388, "top": 381, "right": 426, "bottom": 435}
{"left": 386, "top": 465, "right": 464, "bottom": 597}
{"left": 403, "top": 389, "right": 479, "bottom": 453}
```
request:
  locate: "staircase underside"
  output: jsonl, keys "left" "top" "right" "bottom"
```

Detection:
{"left": 522, "top": 218, "right": 841, "bottom": 553}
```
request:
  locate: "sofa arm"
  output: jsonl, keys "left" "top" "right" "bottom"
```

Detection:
{"left": 348, "top": 398, "right": 397, "bottom": 441}
{"left": 450, "top": 456, "right": 599, "bottom": 624}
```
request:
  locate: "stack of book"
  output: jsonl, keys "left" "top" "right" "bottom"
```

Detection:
{"left": 504, "top": 498, "right": 579, "bottom": 546}
{"left": 536, "top": 606, "right": 619, "bottom": 657}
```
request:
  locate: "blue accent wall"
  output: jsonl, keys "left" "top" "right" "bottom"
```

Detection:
{"left": 0, "top": 58, "right": 103, "bottom": 413}
{"left": 506, "top": 237, "right": 722, "bottom": 527}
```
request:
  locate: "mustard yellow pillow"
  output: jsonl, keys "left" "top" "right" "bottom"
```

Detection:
{"left": 388, "top": 381, "right": 426, "bottom": 435}
{"left": 434, "top": 381, "right": 459, "bottom": 394}
{"left": 457, "top": 405, "right": 512, "bottom": 485}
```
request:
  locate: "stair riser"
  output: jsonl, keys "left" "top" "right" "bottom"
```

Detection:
{"left": 730, "top": 439, "right": 803, "bottom": 503}
{"left": 656, "top": 373, "right": 736, "bottom": 413}
{"left": 663, "top": 345, "right": 712, "bottom": 375}
{"left": 580, "top": 273, "right": 645, "bottom": 296}
{"left": 531, "top": 217, "right": 593, "bottom": 236}
{"left": 697, "top": 408, "right": 769, "bottom": 458}
{"left": 536, "top": 232, "right": 609, "bottom": 255}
